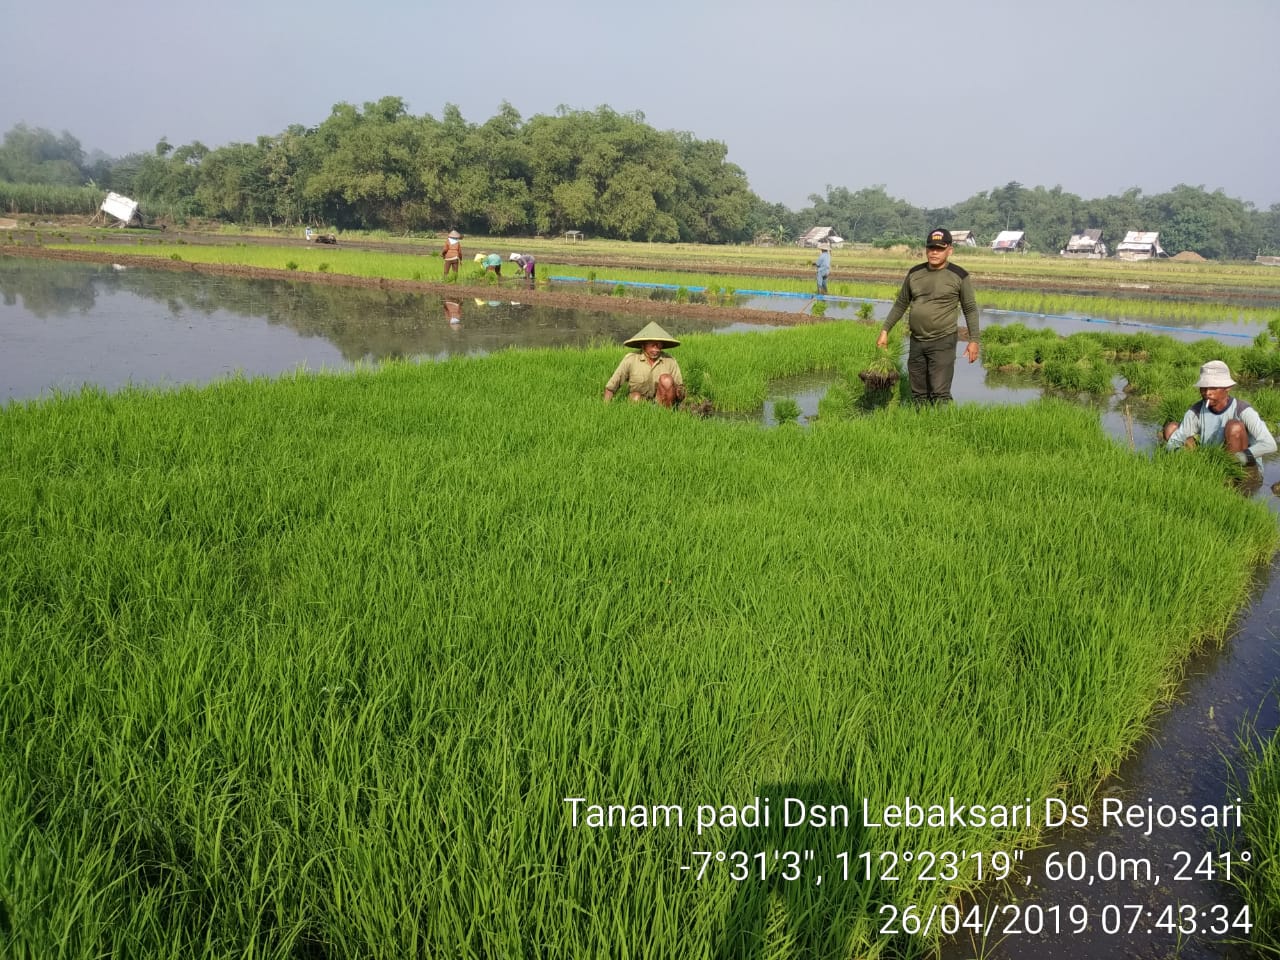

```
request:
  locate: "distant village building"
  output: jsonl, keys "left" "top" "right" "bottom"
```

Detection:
{"left": 1116, "top": 231, "right": 1165, "bottom": 261}
{"left": 1060, "top": 229, "right": 1107, "bottom": 259}
{"left": 797, "top": 226, "right": 845, "bottom": 248}
{"left": 949, "top": 230, "right": 977, "bottom": 247}
{"left": 991, "top": 230, "right": 1026, "bottom": 253}
{"left": 1257, "top": 255, "right": 1280, "bottom": 267}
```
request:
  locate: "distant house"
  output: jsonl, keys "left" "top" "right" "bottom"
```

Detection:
{"left": 797, "top": 226, "right": 845, "bottom": 248}
{"left": 1116, "top": 231, "right": 1165, "bottom": 261}
{"left": 991, "top": 230, "right": 1026, "bottom": 253}
{"left": 950, "top": 230, "right": 977, "bottom": 247}
{"left": 1061, "top": 229, "right": 1107, "bottom": 258}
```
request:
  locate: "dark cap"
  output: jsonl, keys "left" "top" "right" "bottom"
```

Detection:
{"left": 925, "top": 228, "right": 952, "bottom": 248}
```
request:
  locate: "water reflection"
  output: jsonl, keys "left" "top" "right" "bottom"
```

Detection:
{"left": 0, "top": 259, "right": 754, "bottom": 401}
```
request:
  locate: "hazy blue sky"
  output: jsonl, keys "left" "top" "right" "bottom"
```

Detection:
{"left": 7, "top": 0, "right": 1277, "bottom": 211}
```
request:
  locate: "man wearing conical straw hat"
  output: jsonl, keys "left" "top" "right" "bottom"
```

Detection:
{"left": 603, "top": 321, "right": 686, "bottom": 407}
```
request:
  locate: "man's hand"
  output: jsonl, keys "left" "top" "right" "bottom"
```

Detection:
{"left": 875, "top": 330, "right": 888, "bottom": 350}
{"left": 965, "top": 341, "right": 979, "bottom": 363}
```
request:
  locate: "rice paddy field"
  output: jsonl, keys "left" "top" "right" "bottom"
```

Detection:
{"left": 37, "top": 238, "right": 1280, "bottom": 327}
{"left": 27, "top": 226, "right": 1280, "bottom": 295}
{"left": 3, "top": 311, "right": 1279, "bottom": 958}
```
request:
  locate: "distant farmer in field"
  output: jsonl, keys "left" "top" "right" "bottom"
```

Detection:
{"left": 876, "top": 228, "right": 980, "bottom": 405}
{"left": 510, "top": 252, "right": 536, "bottom": 281}
{"left": 814, "top": 245, "right": 831, "bottom": 295}
{"left": 442, "top": 230, "right": 462, "bottom": 279}
{"left": 483, "top": 252, "right": 503, "bottom": 277}
{"left": 1163, "top": 360, "right": 1276, "bottom": 465}
{"left": 603, "top": 321, "right": 686, "bottom": 408}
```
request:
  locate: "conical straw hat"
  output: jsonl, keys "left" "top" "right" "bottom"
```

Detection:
{"left": 624, "top": 321, "right": 680, "bottom": 348}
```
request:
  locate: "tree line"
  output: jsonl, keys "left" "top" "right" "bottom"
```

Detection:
{"left": 2, "top": 102, "right": 1279, "bottom": 257}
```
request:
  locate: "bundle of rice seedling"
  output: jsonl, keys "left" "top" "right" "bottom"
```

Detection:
{"left": 858, "top": 348, "right": 901, "bottom": 391}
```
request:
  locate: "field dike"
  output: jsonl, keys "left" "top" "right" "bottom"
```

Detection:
{"left": 1, "top": 322, "right": 1276, "bottom": 958}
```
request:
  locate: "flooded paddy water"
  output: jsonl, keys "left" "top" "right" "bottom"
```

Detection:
{"left": 3, "top": 256, "right": 1279, "bottom": 958}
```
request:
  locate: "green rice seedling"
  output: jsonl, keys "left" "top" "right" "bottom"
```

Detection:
{"left": 317, "top": 262, "right": 331, "bottom": 273}
{"left": 810, "top": 299, "right": 827, "bottom": 318}
{"left": 1230, "top": 722, "right": 1280, "bottom": 955}
{"left": 681, "top": 357, "right": 713, "bottom": 402}
{"left": 613, "top": 283, "right": 626, "bottom": 297}
{"left": 285, "top": 260, "right": 298, "bottom": 271}
{"left": 857, "top": 348, "right": 901, "bottom": 391}
{"left": 1243, "top": 385, "right": 1280, "bottom": 424}
{"left": 1121, "top": 361, "right": 1178, "bottom": 402}
{"left": 772, "top": 397, "right": 801, "bottom": 423}
{"left": 856, "top": 302, "right": 875, "bottom": 321}
{"left": 817, "top": 380, "right": 853, "bottom": 420}
{"left": 980, "top": 341, "right": 1017, "bottom": 370}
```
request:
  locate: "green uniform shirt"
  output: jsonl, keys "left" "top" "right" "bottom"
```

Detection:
{"left": 605, "top": 352, "right": 683, "bottom": 399}
{"left": 881, "top": 262, "right": 980, "bottom": 343}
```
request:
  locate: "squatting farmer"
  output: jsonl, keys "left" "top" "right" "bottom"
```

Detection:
{"left": 603, "top": 322, "right": 686, "bottom": 408}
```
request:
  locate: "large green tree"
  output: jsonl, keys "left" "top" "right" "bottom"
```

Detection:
{"left": 0, "top": 124, "right": 87, "bottom": 186}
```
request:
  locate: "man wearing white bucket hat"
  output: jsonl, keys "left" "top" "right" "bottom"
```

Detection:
{"left": 1163, "top": 360, "right": 1276, "bottom": 465}
{"left": 603, "top": 322, "right": 686, "bottom": 407}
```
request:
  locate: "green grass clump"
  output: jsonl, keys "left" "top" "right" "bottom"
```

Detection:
{"left": 771, "top": 397, "right": 801, "bottom": 423}
{"left": 1, "top": 324, "right": 1276, "bottom": 959}
{"left": 1233, "top": 723, "right": 1280, "bottom": 955}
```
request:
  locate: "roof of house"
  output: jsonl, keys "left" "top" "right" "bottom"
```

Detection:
{"left": 950, "top": 230, "right": 974, "bottom": 242}
{"left": 799, "top": 226, "right": 837, "bottom": 243}
{"left": 1065, "top": 230, "right": 1104, "bottom": 251}
{"left": 991, "top": 230, "right": 1025, "bottom": 249}
{"left": 1118, "top": 230, "right": 1160, "bottom": 247}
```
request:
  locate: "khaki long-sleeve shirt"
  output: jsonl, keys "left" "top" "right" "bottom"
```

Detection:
{"left": 605, "top": 352, "right": 683, "bottom": 399}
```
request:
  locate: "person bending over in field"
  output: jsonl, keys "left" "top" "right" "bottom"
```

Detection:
{"left": 603, "top": 322, "right": 686, "bottom": 408}
{"left": 509, "top": 252, "right": 537, "bottom": 281}
{"left": 1164, "top": 360, "right": 1276, "bottom": 466}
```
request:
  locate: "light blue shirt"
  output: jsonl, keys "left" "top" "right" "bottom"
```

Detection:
{"left": 1166, "top": 397, "right": 1277, "bottom": 461}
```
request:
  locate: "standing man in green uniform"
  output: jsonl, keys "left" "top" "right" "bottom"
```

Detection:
{"left": 875, "top": 228, "right": 980, "bottom": 404}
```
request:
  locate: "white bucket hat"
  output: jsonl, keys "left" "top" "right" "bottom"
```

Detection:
{"left": 1195, "top": 360, "right": 1236, "bottom": 389}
